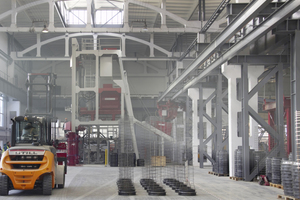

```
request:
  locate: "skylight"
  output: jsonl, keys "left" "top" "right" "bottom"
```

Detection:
{"left": 95, "top": 10, "right": 123, "bottom": 25}
{"left": 68, "top": 10, "right": 87, "bottom": 25}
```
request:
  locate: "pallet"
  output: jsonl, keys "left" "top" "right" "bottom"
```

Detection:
{"left": 214, "top": 172, "right": 229, "bottom": 177}
{"left": 229, "top": 176, "right": 243, "bottom": 181}
{"left": 208, "top": 171, "right": 214, "bottom": 175}
{"left": 278, "top": 194, "right": 300, "bottom": 200}
{"left": 270, "top": 183, "right": 284, "bottom": 189}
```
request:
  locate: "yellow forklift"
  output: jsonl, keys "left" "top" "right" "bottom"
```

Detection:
{"left": 0, "top": 115, "right": 65, "bottom": 195}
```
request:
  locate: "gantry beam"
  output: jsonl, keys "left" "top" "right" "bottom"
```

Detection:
{"left": 157, "top": 0, "right": 273, "bottom": 102}
{"left": 165, "top": 0, "right": 300, "bottom": 102}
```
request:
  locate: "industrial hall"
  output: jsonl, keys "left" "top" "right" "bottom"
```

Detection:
{"left": 0, "top": 0, "right": 299, "bottom": 199}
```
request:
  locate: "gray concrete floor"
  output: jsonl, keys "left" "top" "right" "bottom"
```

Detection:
{"left": 5, "top": 165, "right": 283, "bottom": 200}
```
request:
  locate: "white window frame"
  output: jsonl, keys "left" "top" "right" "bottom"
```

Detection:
{"left": 0, "top": 96, "right": 4, "bottom": 127}
{"left": 95, "top": 10, "right": 123, "bottom": 25}
{"left": 68, "top": 9, "right": 87, "bottom": 25}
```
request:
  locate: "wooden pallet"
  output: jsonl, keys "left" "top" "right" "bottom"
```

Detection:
{"left": 278, "top": 194, "right": 300, "bottom": 200}
{"left": 208, "top": 171, "right": 214, "bottom": 175}
{"left": 270, "top": 183, "right": 284, "bottom": 189}
{"left": 214, "top": 173, "right": 229, "bottom": 177}
{"left": 229, "top": 176, "right": 243, "bottom": 181}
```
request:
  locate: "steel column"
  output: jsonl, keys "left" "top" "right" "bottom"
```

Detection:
{"left": 158, "top": 0, "right": 272, "bottom": 102}
{"left": 241, "top": 64, "right": 250, "bottom": 181}
{"left": 291, "top": 31, "right": 300, "bottom": 161}
{"left": 188, "top": 88, "right": 200, "bottom": 166}
{"left": 276, "top": 63, "right": 285, "bottom": 158}
{"left": 185, "top": 93, "right": 193, "bottom": 163}
{"left": 165, "top": 0, "right": 300, "bottom": 102}
{"left": 216, "top": 74, "right": 223, "bottom": 149}
{"left": 199, "top": 84, "right": 204, "bottom": 168}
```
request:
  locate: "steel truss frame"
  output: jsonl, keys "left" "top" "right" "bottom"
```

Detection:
{"left": 240, "top": 64, "right": 285, "bottom": 181}
{"left": 198, "top": 74, "right": 228, "bottom": 168}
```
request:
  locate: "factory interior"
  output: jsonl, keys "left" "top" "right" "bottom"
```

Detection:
{"left": 0, "top": 0, "right": 300, "bottom": 199}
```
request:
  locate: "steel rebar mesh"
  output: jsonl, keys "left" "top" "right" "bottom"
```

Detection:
{"left": 117, "top": 118, "right": 136, "bottom": 195}
{"left": 134, "top": 122, "right": 166, "bottom": 195}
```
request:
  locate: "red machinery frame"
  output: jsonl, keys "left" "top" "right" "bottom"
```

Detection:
{"left": 263, "top": 97, "right": 291, "bottom": 155}
{"left": 79, "top": 84, "right": 121, "bottom": 121}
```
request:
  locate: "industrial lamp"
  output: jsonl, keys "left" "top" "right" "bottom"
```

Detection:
{"left": 42, "top": 25, "right": 49, "bottom": 33}
{"left": 142, "top": 20, "right": 148, "bottom": 32}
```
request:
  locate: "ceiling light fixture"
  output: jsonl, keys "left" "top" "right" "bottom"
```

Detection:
{"left": 142, "top": 22, "right": 148, "bottom": 32}
{"left": 42, "top": 25, "right": 49, "bottom": 33}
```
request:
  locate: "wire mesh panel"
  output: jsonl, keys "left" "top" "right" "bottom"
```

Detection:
{"left": 117, "top": 119, "right": 136, "bottom": 195}
{"left": 135, "top": 123, "right": 166, "bottom": 196}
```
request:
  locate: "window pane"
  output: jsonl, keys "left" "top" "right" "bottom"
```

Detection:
{"left": 0, "top": 114, "right": 2, "bottom": 127}
{"left": 96, "top": 10, "right": 123, "bottom": 25}
{"left": 68, "top": 10, "right": 87, "bottom": 25}
{"left": 0, "top": 97, "right": 3, "bottom": 113}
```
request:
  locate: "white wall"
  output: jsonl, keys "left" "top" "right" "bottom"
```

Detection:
{"left": 0, "top": 33, "right": 8, "bottom": 81}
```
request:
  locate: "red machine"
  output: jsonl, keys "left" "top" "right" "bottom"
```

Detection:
{"left": 99, "top": 84, "right": 121, "bottom": 120}
{"left": 79, "top": 84, "right": 121, "bottom": 121}
{"left": 57, "top": 142, "right": 67, "bottom": 165}
{"left": 258, "top": 175, "right": 270, "bottom": 186}
{"left": 263, "top": 97, "right": 291, "bottom": 155}
{"left": 150, "top": 121, "right": 173, "bottom": 136}
{"left": 157, "top": 100, "right": 179, "bottom": 121}
{"left": 67, "top": 132, "right": 80, "bottom": 166}
{"left": 151, "top": 100, "right": 179, "bottom": 135}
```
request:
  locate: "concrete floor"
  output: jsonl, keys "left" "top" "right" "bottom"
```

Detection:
{"left": 5, "top": 165, "right": 283, "bottom": 200}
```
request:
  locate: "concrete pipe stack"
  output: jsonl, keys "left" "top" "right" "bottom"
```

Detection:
{"left": 266, "top": 157, "right": 272, "bottom": 182}
{"left": 218, "top": 150, "right": 229, "bottom": 175}
{"left": 235, "top": 147, "right": 243, "bottom": 178}
{"left": 253, "top": 151, "right": 266, "bottom": 176}
{"left": 213, "top": 149, "right": 219, "bottom": 173}
{"left": 110, "top": 153, "right": 118, "bottom": 167}
{"left": 281, "top": 160, "right": 293, "bottom": 197}
{"left": 272, "top": 157, "right": 282, "bottom": 184}
{"left": 292, "top": 162, "right": 300, "bottom": 199}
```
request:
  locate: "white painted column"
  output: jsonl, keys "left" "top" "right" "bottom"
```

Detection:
{"left": 65, "top": 33, "right": 69, "bottom": 57}
{"left": 150, "top": 33, "right": 154, "bottom": 57}
{"left": 36, "top": 33, "right": 41, "bottom": 57}
{"left": 176, "top": 61, "right": 183, "bottom": 78}
{"left": 93, "top": 34, "right": 97, "bottom": 50}
{"left": 160, "top": 0, "right": 167, "bottom": 28}
{"left": 86, "top": 0, "right": 92, "bottom": 29}
{"left": 222, "top": 63, "right": 242, "bottom": 177}
{"left": 188, "top": 88, "right": 199, "bottom": 166}
{"left": 8, "top": 61, "right": 15, "bottom": 85}
{"left": 48, "top": 1, "right": 55, "bottom": 30}
{"left": 123, "top": 0, "right": 129, "bottom": 30}
{"left": 248, "top": 65, "right": 264, "bottom": 150}
{"left": 121, "top": 36, "right": 126, "bottom": 57}
{"left": 203, "top": 88, "right": 214, "bottom": 166}
{"left": 11, "top": 0, "right": 17, "bottom": 28}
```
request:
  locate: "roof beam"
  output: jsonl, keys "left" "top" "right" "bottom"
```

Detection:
{"left": 169, "top": 0, "right": 300, "bottom": 101}
{"left": 157, "top": 0, "right": 273, "bottom": 102}
{"left": 0, "top": 27, "right": 201, "bottom": 33}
